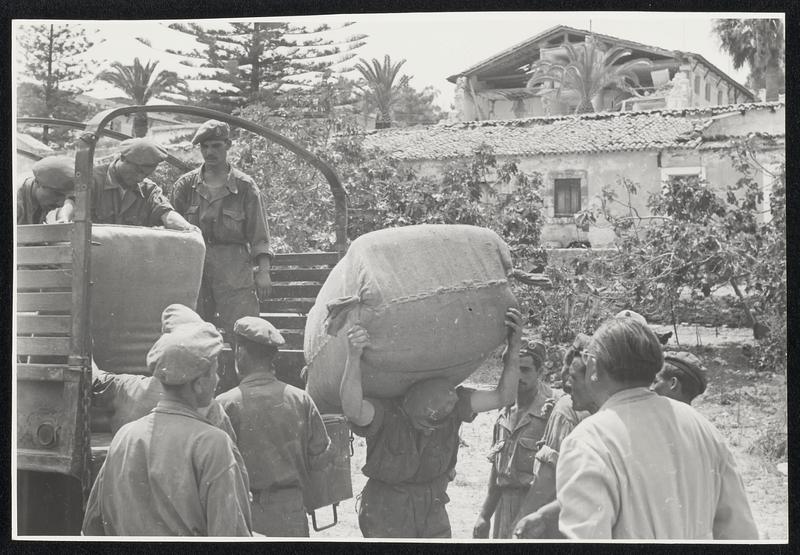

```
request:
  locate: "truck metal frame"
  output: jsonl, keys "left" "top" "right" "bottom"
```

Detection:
{"left": 16, "top": 105, "right": 350, "bottom": 535}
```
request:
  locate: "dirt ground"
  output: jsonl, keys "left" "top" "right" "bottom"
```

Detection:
{"left": 312, "top": 325, "right": 788, "bottom": 541}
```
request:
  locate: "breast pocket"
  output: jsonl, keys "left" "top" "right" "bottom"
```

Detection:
{"left": 512, "top": 436, "right": 540, "bottom": 475}
{"left": 220, "top": 208, "right": 245, "bottom": 241}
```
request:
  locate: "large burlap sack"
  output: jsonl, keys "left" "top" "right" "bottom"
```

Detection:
{"left": 90, "top": 225, "right": 206, "bottom": 375}
{"left": 304, "top": 224, "right": 518, "bottom": 413}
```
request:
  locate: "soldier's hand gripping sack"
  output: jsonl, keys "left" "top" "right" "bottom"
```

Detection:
{"left": 304, "top": 224, "right": 519, "bottom": 413}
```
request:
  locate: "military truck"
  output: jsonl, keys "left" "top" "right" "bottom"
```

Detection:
{"left": 15, "top": 105, "right": 352, "bottom": 535}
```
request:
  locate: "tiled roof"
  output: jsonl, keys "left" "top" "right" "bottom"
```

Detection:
{"left": 360, "top": 102, "right": 783, "bottom": 161}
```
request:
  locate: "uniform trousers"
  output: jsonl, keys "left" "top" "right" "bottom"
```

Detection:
{"left": 357, "top": 475, "right": 451, "bottom": 538}
{"left": 251, "top": 486, "right": 309, "bottom": 537}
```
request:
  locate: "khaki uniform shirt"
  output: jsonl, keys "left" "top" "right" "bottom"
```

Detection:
{"left": 82, "top": 399, "right": 252, "bottom": 536}
{"left": 488, "top": 381, "right": 556, "bottom": 488}
{"left": 216, "top": 373, "right": 331, "bottom": 492}
{"left": 351, "top": 387, "right": 476, "bottom": 485}
{"left": 91, "top": 162, "right": 174, "bottom": 226}
{"left": 172, "top": 165, "right": 271, "bottom": 261}
{"left": 557, "top": 388, "right": 758, "bottom": 540}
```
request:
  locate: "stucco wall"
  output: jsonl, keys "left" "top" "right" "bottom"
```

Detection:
{"left": 400, "top": 141, "right": 783, "bottom": 248}
{"left": 704, "top": 106, "right": 785, "bottom": 136}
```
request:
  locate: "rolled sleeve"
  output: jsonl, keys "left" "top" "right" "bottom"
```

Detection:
{"left": 143, "top": 181, "right": 175, "bottom": 226}
{"left": 535, "top": 444, "right": 559, "bottom": 468}
{"left": 171, "top": 176, "right": 191, "bottom": 213}
{"left": 91, "top": 368, "right": 120, "bottom": 411}
{"left": 455, "top": 386, "right": 477, "bottom": 423}
{"left": 349, "top": 397, "right": 386, "bottom": 439}
{"left": 242, "top": 184, "right": 272, "bottom": 261}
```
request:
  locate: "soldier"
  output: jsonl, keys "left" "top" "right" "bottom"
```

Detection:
{"left": 89, "top": 138, "right": 194, "bottom": 230}
{"left": 512, "top": 333, "right": 596, "bottom": 539}
{"left": 82, "top": 322, "right": 252, "bottom": 536}
{"left": 91, "top": 304, "right": 241, "bottom": 441}
{"left": 650, "top": 351, "right": 708, "bottom": 405}
{"left": 172, "top": 120, "right": 272, "bottom": 339}
{"left": 473, "top": 341, "right": 557, "bottom": 538}
{"left": 340, "top": 308, "right": 523, "bottom": 538}
{"left": 216, "top": 316, "right": 333, "bottom": 537}
{"left": 17, "top": 156, "right": 76, "bottom": 225}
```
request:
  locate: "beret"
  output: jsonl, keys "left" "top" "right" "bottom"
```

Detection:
{"left": 32, "top": 156, "right": 75, "bottom": 193}
{"left": 402, "top": 378, "right": 458, "bottom": 423}
{"left": 147, "top": 322, "right": 223, "bottom": 385}
{"left": 664, "top": 351, "right": 707, "bottom": 393}
{"left": 233, "top": 316, "right": 285, "bottom": 347}
{"left": 521, "top": 341, "right": 546, "bottom": 368}
{"left": 192, "top": 120, "right": 231, "bottom": 145}
{"left": 118, "top": 138, "right": 169, "bottom": 166}
{"left": 161, "top": 304, "right": 204, "bottom": 333}
{"left": 615, "top": 309, "right": 648, "bottom": 326}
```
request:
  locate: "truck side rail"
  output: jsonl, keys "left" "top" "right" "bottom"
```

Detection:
{"left": 17, "top": 117, "right": 192, "bottom": 172}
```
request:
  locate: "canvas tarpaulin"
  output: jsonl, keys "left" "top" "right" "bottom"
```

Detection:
{"left": 90, "top": 225, "right": 206, "bottom": 375}
{"left": 304, "top": 224, "right": 518, "bottom": 413}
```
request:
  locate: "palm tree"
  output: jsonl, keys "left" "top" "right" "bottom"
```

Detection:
{"left": 354, "top": 55, "right": 410, "bottom": 129}
{"left": 96, "top": 58, "right": 185, "bottom": 137}
{"left": 526, "top": 36, "right": 651, "bottom": 114}
{"left": 713, "top": 18, "right": 784, "bottom": 101}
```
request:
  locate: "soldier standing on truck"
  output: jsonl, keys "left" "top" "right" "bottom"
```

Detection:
{"left": 473, "top": 341, "right": 557, "bottom": 539}
{"left": 82, "top": 321, "right": 252, "bottom": 537}
{"left": 87, "top": 138, "right": 195, "bottom": 230}
{"left": 216, "top": 316, "right": 333, "bottom": 537}
{"left": 171, "top": 120, "right": 272, "bottom": 339}
{"left": 17, "top": 156, "right": 76, "bottom": 225}
{"left": 340, "top": 308, "right": 524, "bottom": 538}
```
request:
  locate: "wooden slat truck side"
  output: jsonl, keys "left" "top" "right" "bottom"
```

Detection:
{"left": 15, "top": 106, "right": 350, "bottom": 535}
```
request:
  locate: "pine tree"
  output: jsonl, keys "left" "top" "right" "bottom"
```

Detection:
{"left": 168, "top": 20, "right": 367, "bottom": 112}
{"left": 16, "top": 23, "right": 93, "bottom": 144}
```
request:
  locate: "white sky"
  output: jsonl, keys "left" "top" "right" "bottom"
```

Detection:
{"left": 13, "top": 11, "right": 785, "bottom": 109}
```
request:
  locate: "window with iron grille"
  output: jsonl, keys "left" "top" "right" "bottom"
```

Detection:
{"left": 554, "top": 178, "right": 582, "bottom": 216}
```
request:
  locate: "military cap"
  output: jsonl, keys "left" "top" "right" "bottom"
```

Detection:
{"left": 615, "top": 309, "right": 648, "bottom": 326}
{"left": 161, "top": 304, "right": 204, "bottom": 333}
{"left": 664, "top": 351, "right": 707, "bottom": 394}
{"left": 32, "top": 156, "right": 75, "bottom": 193}
{"left": 233, "top": 316, "right": 285, "bottom": 347}
{"left": 118, "top": 138, "right": 169, "bottom": 166}
{"left": 192, "top": 120, "right": 231, "bottom": 145}
{"left": 146, "top": 322, "right": 223, "bottom": 385}
{"left": 402, "top": 378, "right": 458, "bottom": 423}
{"left": 521, "top": 341, "right": 546, "bottom": 369}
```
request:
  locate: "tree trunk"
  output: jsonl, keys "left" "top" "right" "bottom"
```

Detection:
{"left": 574, "top": 98, "right": 595, "bottom": 114}
{"left": 764, "top": 59, "right": 783, "bottom": 101}
{"left": 133, "top": 113, "right": 149, "bottom": 137}
{"left": 42, "top": 24, "right": 55, "bottom": 145}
